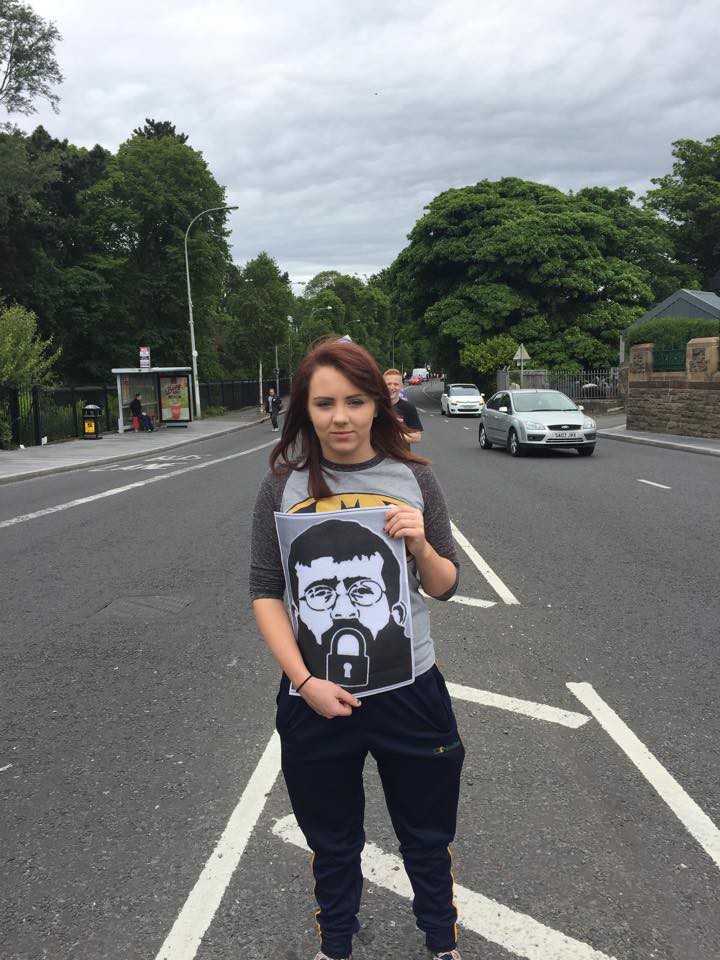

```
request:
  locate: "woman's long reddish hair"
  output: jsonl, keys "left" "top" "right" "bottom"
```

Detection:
{"left": 270, "top": 337, "right": 429, "bottom": 499}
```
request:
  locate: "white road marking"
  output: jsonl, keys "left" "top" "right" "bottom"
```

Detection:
{"left": 420, "top": 588, "right": 495, "bottom": 608}
{"left": 0, "top": 441, "right": 275, "bottom": 529}
{"left": 0, "top": 763, "right": 13, "bottom": 772}
{"left": 154, "top": 680, "right": 595, "bottom": 959}
{"left": 154, "top": 732, "right": 282, "bottom": 960}
{"left": 416, "top": 407, "right": 427, "bottom": 413}
{"left": 451, "top": 521, "right": 519, "bottom": 605}
{"left": 450, "top": 594, "right": 496, "bottom": 608}
{"left": 448, "top": 682, "right": 589, "bottom": 729}
{"left": 273, "top": 815, "right": 616, "bottom": 960}
{"left": 463, "top": 426, "right": 470, "bottom": 430}
{"left": 636, "top": 479, "right": 671, "bottom": 490}
{"left": 90, "top": 454, "right": 204, "bottom": 473}
{"left": 568, "top": 682, "right": 720, "bottom": 871}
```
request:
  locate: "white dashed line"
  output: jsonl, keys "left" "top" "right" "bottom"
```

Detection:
{"left": 568, "top": 683, "right": 720, "bottom": 871}
{"left": 636, "top": 478, "right": 671, "bottom": 490}
{"left": 0, "top": 441, "right": 275, "bottom": 529}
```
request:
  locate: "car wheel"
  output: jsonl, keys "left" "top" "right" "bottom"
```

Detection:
{"left": 479, "top": 425, "right": 493, "bottom": 449}
{"left": 577, "top": 445, "right": 595, "bottom": 457}
{"left": 507, "top": 429, "right": 524, "bottom": 457}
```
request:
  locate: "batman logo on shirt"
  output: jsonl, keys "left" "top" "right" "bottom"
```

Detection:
{"left": 289, "top": 492, "right": 407, "bottom": 514}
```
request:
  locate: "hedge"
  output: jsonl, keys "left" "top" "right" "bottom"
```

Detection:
{"left": 627, "top": 315, "right": 719, "bottom": 348}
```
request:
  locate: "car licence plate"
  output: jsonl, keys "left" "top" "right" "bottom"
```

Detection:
{"left": 553, "top": 431, "right": 579, "bottom": 439}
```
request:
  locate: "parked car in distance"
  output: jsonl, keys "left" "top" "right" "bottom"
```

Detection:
{"left": 478, "top": 389, "right": 597, "bottom": 456}
{"left": 441, "top": 383, "right": 485, "bottom": 416}
{"left": 407, "top": 375, "right": 423, "bottom": 385}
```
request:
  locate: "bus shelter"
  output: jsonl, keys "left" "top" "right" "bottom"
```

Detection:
{"left": 112, "top": 367, "right": 194, "bottom": 433}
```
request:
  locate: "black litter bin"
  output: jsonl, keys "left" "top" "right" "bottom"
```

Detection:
{"left": 82, "top": 403, "right": 102, "bottom": 439}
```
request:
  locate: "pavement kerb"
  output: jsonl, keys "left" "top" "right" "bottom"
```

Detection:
{"left": 0, "top": 413, "right": 275, "bottom": 486}
{"left": 597, "top": 427, "right": 720, "bottom": 458}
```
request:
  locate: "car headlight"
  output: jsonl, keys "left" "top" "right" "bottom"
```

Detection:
{"left": 583, "top": 417, "right": 596, "bottom": 430}
{"left": 525, "top": 421, "right": 546, "bottom": 431}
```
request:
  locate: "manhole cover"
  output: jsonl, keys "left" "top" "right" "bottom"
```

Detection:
{"left": 95, "top": 595, "right": 192, "bottom": 618}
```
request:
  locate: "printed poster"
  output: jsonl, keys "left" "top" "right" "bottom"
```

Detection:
{"left": 159, "top": 375, "right": 191, "bottom": 422}
{"left": 275, "top": 507, "right": 415, "bottom": 697}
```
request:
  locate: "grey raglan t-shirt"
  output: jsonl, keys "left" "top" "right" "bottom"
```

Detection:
{"left": 249, "top": 454, "right": 459, "bottom": 679}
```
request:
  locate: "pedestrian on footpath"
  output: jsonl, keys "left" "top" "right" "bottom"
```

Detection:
{"left": 266, "top": 387, "right": 282, "bottom": 431}
{"left": 250, "top": 338, "right": 464, "bottom": 960}
{"left": 383, "top": 368, "right": 424, "bottom": 443}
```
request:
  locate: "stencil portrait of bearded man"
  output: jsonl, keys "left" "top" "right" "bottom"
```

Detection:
{"left": 282, "top": 514, "right": 414, "bottom": 695}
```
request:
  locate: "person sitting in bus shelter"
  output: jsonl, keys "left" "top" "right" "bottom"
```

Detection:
{"left": 129, "top": 393, "right": 154, "bottom": 432}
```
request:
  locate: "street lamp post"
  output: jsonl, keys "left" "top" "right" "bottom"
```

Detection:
{"left": 184, "top": 204, "right": 238, "bottom": 417}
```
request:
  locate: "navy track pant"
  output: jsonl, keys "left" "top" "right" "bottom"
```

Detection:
{"left": 277, "top": 665, "right": 465, "bottom": 958}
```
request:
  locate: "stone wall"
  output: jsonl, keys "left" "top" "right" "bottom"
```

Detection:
{"left": 627, "top": 337, "right": 720, "bottom": 438}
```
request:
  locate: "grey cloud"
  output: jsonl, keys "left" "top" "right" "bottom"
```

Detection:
{"left": 25, "top": 0, "right": 720, "bottom": 282}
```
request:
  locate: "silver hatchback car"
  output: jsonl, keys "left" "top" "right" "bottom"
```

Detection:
{"left": 478, "top": 389, "right": 597, "bottom": 456}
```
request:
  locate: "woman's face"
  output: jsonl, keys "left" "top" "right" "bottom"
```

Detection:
{"left": 307, "top": 365, "right": 377, "bottom": 463}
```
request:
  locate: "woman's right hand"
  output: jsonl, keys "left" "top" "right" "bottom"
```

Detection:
{"left": 299, "top": 677, "right": 362, "bottom": 718}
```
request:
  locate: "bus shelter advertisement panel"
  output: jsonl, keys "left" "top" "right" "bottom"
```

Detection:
{"left": 159, "top": 375, "right": 191, "bottom": 422}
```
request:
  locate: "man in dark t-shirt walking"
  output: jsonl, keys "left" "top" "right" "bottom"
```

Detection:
{"left": 383, "top": 368, "right": 423, "bottom": 443}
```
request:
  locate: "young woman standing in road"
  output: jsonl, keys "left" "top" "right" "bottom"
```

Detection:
{"left": 250, "top": 338, "right": 464, "bottom": 960}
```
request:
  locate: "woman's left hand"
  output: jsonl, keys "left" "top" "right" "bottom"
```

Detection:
{"left": 384, "top": 505, "right": 428, "bottom": 558}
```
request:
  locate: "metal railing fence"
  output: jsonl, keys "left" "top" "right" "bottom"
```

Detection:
{"left": 199, "top": 377, "right": 290, "bottom": 412}
{"left": 652, "top": 347, "right": 686, "bottom": 372}
{"left": 505, "top": 367, "right": 622, "bottom": 399}
{"left": 1, "top": 377, "right": 291, "bottom": 448}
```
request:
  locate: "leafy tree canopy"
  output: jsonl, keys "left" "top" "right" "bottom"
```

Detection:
{"left": 644, "top": 135, "right": 720, "bottom": 286}
{"left": 389, "top": 177, "right": 696, "bottom": 371}
{"left": 0, "top": 301, "right": 60, "bottom": 384}
{"left": 132, "top": 118, "right": 189, "bottom": 143}
{"left": 0, "top": 0, "right": 63, "bottom": 115}
{"left": 223, "top": 252, "right": 293, "bottom": 377}
{"left": 461, "top": 334, "right": 518, "bottom": 375}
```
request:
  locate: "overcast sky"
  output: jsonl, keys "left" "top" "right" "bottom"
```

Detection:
{"left": 20, "top": 0, "right": 720, "bottom": 286}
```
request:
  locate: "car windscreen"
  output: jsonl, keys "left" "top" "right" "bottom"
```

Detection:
{"left": 449, "top": 386, "right": 480, "bottom": 396}
{"left": 512, "top": 391, "right": 578, "bottom": 412}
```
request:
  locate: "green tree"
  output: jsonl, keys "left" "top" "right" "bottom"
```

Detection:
{"left": 132, "top": 118, "right": 188, "bottom": 143}
{"left": 84, "top": 128, "right": 232, "bottom": 377}
{"left": 224, "top": 252, "right": 293, "bottom": 381}
{"left": 0, "top": 0, "right": 63, "bottom": 115}
{"left": 297, "top": 271, "right": 392, "bottom": 364}
{"left": 0, "top": 302, "right": 59, "bottom": 384}
{"left": 0, "top": 125, "right": 119, "bottom": 380}
{"left": 644, "top": 135, "right": 720, "bottom": 286}
{"left": 388, "top": 177, "right": 685, "bottom": 371}
{"left": 461, "top": 334, "right": 518, "bottom": 375}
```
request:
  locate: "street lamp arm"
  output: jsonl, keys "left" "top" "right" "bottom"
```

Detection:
{"left": 184, "top": 205, "right": 237, "bottom": 244}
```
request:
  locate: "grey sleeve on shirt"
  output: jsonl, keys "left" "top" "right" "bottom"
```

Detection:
{"left": 249, "top": 470, "right": 288, "bottom": 601}
{"left": 408, "top": 462, "right": 460, "bottom": 601}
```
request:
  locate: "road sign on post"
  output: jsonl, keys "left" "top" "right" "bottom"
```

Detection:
{"left": 513, "top": 344, "right": 530, "bottom": 387}
{"left": 139, "top": 346, "right": 151, "bottom": 371}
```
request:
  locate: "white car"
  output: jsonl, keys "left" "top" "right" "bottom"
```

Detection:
{"left": 441, "top": 383, "right": 485, "bottom": 416}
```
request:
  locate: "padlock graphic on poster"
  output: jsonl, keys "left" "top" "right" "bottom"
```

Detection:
{"left": 326, "top": 627, "right": 370, "bottom": 688}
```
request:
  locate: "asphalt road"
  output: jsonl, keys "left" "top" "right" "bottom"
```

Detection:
{"left": 1, "top": 385, "right": 718, "bottom": 960}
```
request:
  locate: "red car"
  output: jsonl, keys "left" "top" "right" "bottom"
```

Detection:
{"left": 407, "top": 375, "right": 423, "bottom": 385}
